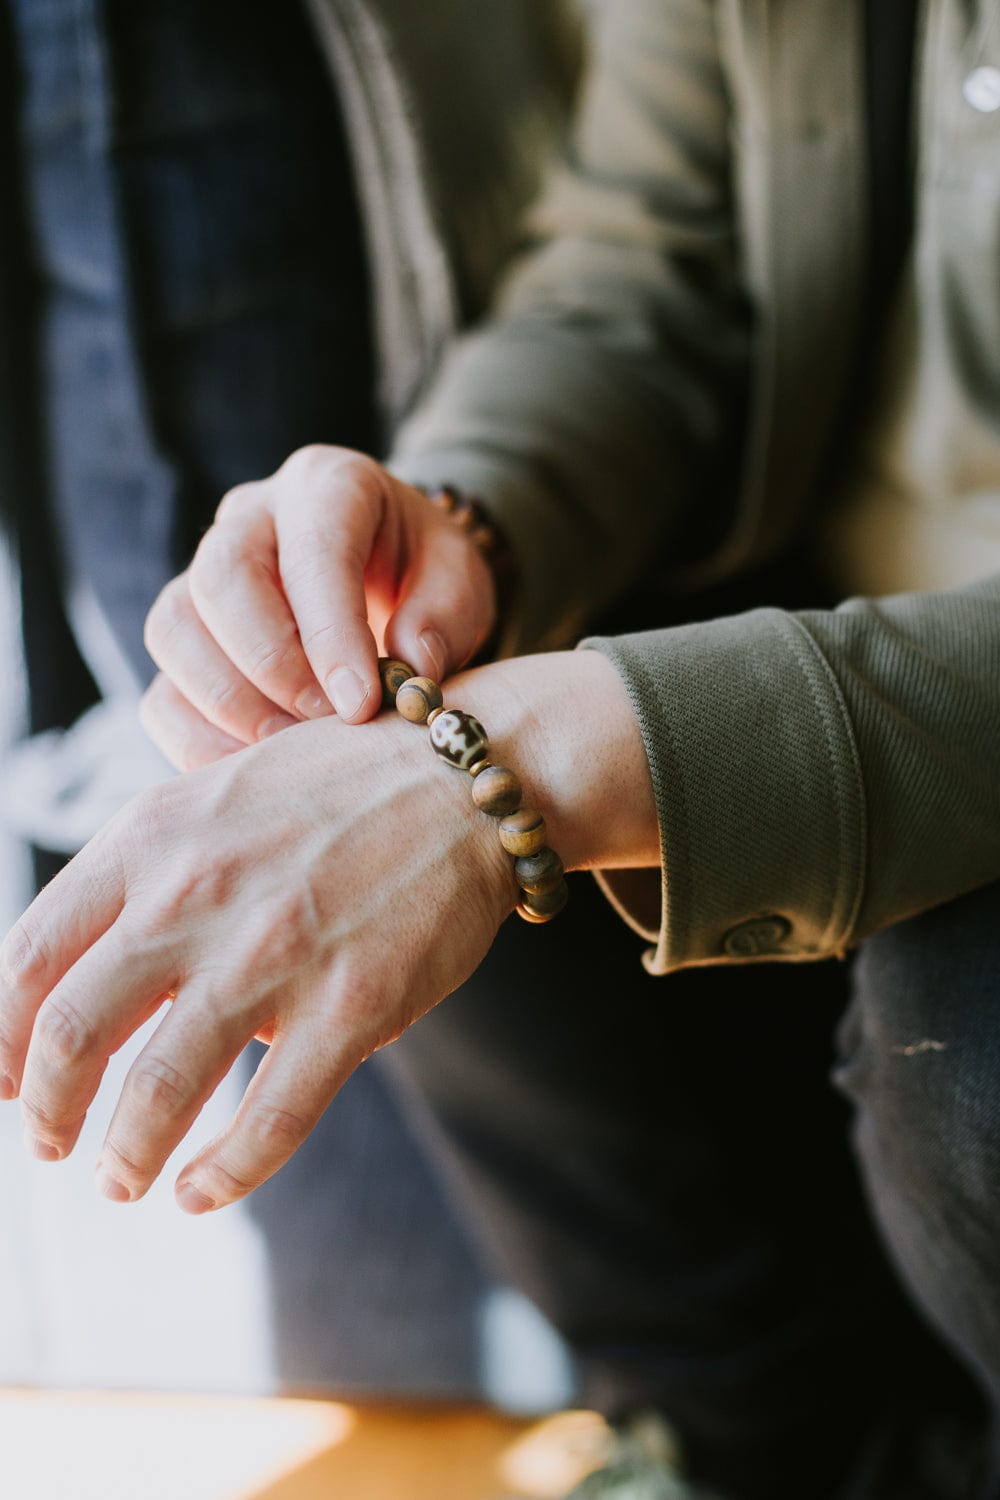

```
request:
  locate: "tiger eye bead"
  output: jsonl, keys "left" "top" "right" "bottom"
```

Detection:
{"left": 472, "top": 764, "right": 522, "bottom": 817}
{"left": 396, "top": 676, "right": 444, "bottom": 723}
{"left": 498, "top": 808, "right": 546, "bottom": 856}
{"left": 378, "top": 657, "right": 414, "bottom": 709}
{"left": 517, "top": 880, "right": 569, "bottom": 922}
{"left": 514, "top": 846, "right": 564, "bottom": 895}
{"left": 429, "top": 709, "right": 489, "bottom": 770}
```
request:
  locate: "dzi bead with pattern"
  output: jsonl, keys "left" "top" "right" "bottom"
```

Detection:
{"left": 499, "top": 808, "right": 546, "bottom": 856}
{"left": 472, "top": 764, "right": 522, "bottom": 817}
{"left": 429, "top": 709, "right": 489, "bottom": 770}
{"left": 396, "top": 676, "right": 444, "bottom": 724}
{"left": 378, "top": 657, "right": 414, "bottom": 709}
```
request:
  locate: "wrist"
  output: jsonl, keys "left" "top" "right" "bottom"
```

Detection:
{"left": 443, "top": 650, "right": 660, "bottom": 875}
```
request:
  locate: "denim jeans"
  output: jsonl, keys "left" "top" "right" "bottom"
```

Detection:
{"left": 385, "top": 875, "right": 1000, "bottom": 1498}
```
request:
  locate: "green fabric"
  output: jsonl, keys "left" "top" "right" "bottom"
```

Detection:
{"left": 392, "top": 0, "right": 1000, "bottom": 972}
{"left": 587, "top": 578, "right": 1000, "bottom": 973}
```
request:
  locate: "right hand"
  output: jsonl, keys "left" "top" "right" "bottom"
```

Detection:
{"left": 143, "top": 445, "right": 498, "bottom": 756}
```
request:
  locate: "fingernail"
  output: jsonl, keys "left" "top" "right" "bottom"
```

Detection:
{"left": 418, "top": 628, "right": 447, "bottom": 681}
{"left": 177, "top": 1181, "right": 216, "bottom": 1215}
{"left": 96, "top": 1167, "right": 132, "bottom": 1204}
{"left": 294, "top": 687, "right": 333, "bottom": 720}
{"left": 328, "top": 668, "right": 368, "bottom": 720}
{"left": 258, "top": 711, "right": 299, "bottom": 741}
{"left": 0, "top": 1073, "right": 15, "bottom": 1102}
{"left": 25, "top": 1132, "right": 61, "bottom": 1162}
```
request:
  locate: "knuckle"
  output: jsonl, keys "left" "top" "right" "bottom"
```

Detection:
{"left": 34, "top": 995, "right": 98, "bottom": 1068}
{"left": 280, "top": 443, "right": 340, "bottom": 482}
{"left": 128, "top": 1056, "right": 194, "bottom": 1121}
{"left": 214, "top": 480, "right": 263, "bottom": 525}
{"left": 101, "top": 1138, "right": 155, "bottom": 1183}
{"left": 191, "top": 524, "right": 248, "bottom": 594}
{"left": 20, "top": 1090, "right": 80, "bottom": 1138}
{"left": 143, "top": 576, "right": 189, "bottom": 659}
{"left": 121, "top": 782, "right": 176, "bottom": 846}
{"left": 0, "top": 920, "right": 47, "bottom": 994}
{"left": 244, "top": 633, "right": 300, "bottom": 682}
{"left": 205, "top": 1153, "right": 257, "bottom": 1200}
{"left": 247, "top": 1101, "right": 311, "bottom": 1150}
{"left": 201, "top": 672, "right": 243, "bottom": 722}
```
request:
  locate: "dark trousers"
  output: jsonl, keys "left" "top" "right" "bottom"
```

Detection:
{"left": 385, "top": 876, "right": 1000, "bottom": 1499}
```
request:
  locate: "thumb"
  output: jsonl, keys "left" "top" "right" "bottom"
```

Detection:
{"left": 384, "top": 519, "right": 497, "bottom": 681}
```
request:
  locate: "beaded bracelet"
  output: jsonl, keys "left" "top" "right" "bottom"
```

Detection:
{"left": 379, "top": 656, "right": 568, "bottom": 924}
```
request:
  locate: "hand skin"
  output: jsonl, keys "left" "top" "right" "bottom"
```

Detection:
{"left": 143, "top": 445, "right": 497, "bottom": 742}
{"left": 0, "top": 650, "right": 658, "bottom": 1212}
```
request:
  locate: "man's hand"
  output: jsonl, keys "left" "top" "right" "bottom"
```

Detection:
{"left": 143, "top": 446, "right": 498, "bottom": 756}
{"left": 0, "top": 712, "right": 513, "bottom": 1211}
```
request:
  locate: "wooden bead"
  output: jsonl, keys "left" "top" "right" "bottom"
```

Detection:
{"left": 498, "top": 808, "right": 546, "bottom": 856}
{"left": 378, "top": 657, "right": 414, "bottom": 709}
{"left": 517, "top": 880, "right": 569, "bottom": 921}
{"left": 429, "top": 709, "right": 489, "bottom": 769}
{"left": 472, "top": 764, "right": 522, "bottom": 817}
{"left": 396, "top": 676, "right": 444, "bottom": 723}
{"left": 514, "top": 847, "right": 564, "bottom": 895}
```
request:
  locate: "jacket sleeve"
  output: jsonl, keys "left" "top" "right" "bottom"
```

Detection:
{"left": 585, "top": 575, "right": 1000, "bottom": 974}
{"left": 390, "top": 0, "right": 750, "bottom": 655}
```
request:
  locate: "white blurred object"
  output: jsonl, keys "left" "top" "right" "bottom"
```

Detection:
{"left": 0, "top": 695, "right": 172, "bottom": 853}
{"left": 0, "top": 576, "right": 172, "bottom": 856}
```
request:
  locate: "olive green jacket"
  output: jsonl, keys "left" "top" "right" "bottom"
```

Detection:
{"left": 304, "top": 0, "right": 580, "bottom": 429}
{"left": 392, "top": 0, "right": 1000, "bottom": 972}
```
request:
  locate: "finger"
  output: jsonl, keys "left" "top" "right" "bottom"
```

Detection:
{"left": 145, "top": 575, "right": 300, "bottom": 745}
{"left": 139, "top": 674, "right": 247, "bottom": 772}
{"left": 96, "top": 984, "right": 266, "bottom": 1204}
{"left": 18, "top": 921, "right": 174, "bottom": 1162}
{"left": 186, "top": 501, "right": 334, "bottom": 722}
{"left": 0, "top": 833, "right": 125, "bottom": 1099}
{"left": 173, "top": 1012, "right": 360, "bottom": 1212}
{"left": 272, "top": 448, "right": 389, "bottom": 724}
{"left": 384, "top": 515, "right": 497, "bottom": 679}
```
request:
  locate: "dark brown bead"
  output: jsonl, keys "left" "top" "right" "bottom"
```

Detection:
{"left": 396, "top": 676, "right": 444, "bottom": 724}
{"left": 499, "top": 808, "right": 546, "bottom": 856}
{"left": 472, "top": 764, "right": 522, "bottom": 817}
{"left": 517, "top": 880, "right": 569, "bottom": 921}
{"left": 514, "top": 847, "right": 564, "bottom": 895}
{"left": 378, "top": 657, "right": 414, "bottom": 709}
{"left": 429, "top": 709, "right": 489, "bottom": 769}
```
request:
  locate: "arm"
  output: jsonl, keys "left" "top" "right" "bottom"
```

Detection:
{"left": 589, "top": 575, "right": 1000, "bottom": 973}
{"left": 139, "top": 0, "right": 750, "bottom": 753}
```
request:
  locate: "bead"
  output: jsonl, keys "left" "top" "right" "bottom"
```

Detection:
{"left": 517, "top": 880, "right": 569, "bottom": 921}
{"left": 378, "top": 657, "right": 414, "bottom": 709}
{"left": 472, "top": 764, "right": 522, "bottom": 817}
{"left": 396, "top": 676, "right": 444, "bottom": 723}
{"left": 469, "top": 758, "right": 493, "bottom": 778}
{"left": 429, "top": 709, "right": 489, "bottom": 770}
{"left": 514, "top": 847, "right": 564, "bottom": 895}
{"left": 426, "top": 705, "right": 446, "bottom": 726}
{"left": 498, "top": 808, "right": 546, "bottom": 856}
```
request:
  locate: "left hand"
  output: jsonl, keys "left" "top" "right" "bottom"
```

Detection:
{"left": 0, "top": 711, "right": 513, "bottom": 1211}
